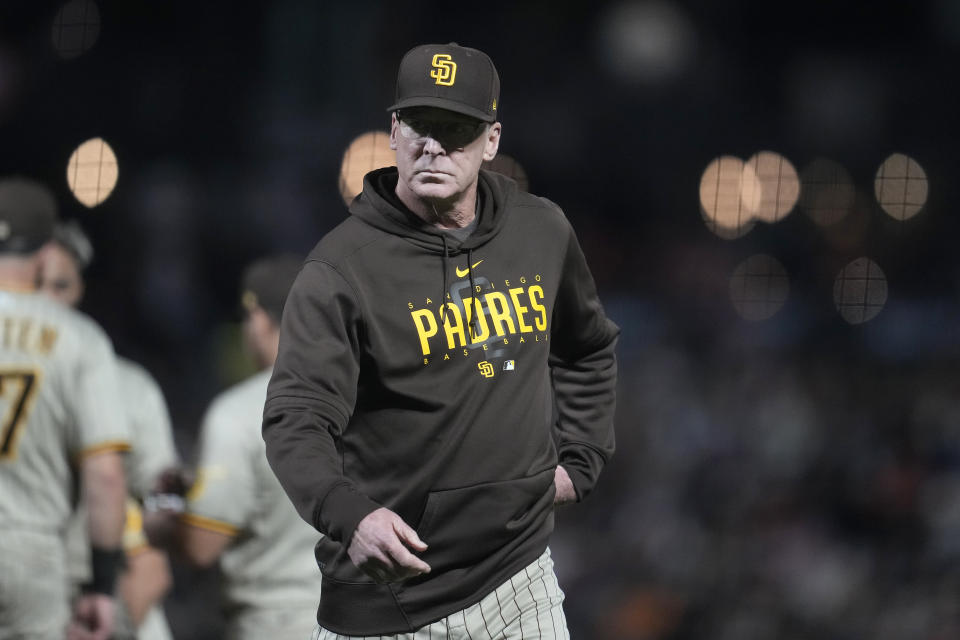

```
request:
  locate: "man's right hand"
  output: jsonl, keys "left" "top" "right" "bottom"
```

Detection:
{"left": 347, "top": 507, "right": 431, "bottom": 583}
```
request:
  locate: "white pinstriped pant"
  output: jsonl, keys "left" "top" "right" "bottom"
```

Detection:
{"left": 311, "top": 547, "right": 570, "bottom": 640}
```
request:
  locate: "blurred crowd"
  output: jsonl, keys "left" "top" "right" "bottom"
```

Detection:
{"left": 553, "top": 340, "right": 960, "bottom": 639}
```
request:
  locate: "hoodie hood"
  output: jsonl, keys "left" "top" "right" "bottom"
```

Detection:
{"left": 349, "top": 167, "right": 518, "bottom": 254}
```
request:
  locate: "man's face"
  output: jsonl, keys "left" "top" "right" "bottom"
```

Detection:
{"left": 39, "top": 243, "right": 84, "bottom": 307}
{"left": 241, "top": 305, "right": 279, "bottom": 370}
{"left": 391, "top": 107, "right": 501, "bottom": 205}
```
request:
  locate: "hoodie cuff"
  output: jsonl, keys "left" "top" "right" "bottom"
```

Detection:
{"left": 561, "top": 464, "right": 587, "bottom": 502}
{"left": 319, "top": 482, "right": 382, "bottom": 545}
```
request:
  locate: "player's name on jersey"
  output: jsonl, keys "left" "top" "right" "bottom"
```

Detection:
{"left": 0, "top": 315, "right": 59, "bottom": 356}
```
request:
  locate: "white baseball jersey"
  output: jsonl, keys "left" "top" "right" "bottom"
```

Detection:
{"left": 117, "top": 356, "right": 179, "bottom": 499}
{"left": 0, "top": 289, "right": 130, "bottom": 531}
{"left": 184, "top": 369, "right": 323, "bottom": 635}
{"left": 0, "top": 288, "right": 129, "bottom": 638}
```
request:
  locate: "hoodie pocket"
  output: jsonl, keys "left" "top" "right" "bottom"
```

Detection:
{"left": 313, "top": 537, "right": 415, "bottom": 632}
{"left": 314, "top": 536, "right": 369, "bottom": 584}
{"left": 416, "top": 470, "right": 555, "bottom": 571}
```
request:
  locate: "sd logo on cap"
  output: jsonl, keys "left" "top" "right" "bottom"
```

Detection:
{"left": 388, "top": 43, "right": 500, "bottom": 123}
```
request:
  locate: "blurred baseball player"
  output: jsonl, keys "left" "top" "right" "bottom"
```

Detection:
{"left": 155, "top": 254, "right": 322, "bottom": 640}
{"left": 0, "top": 176, "right": 130, "bottom": 640}
{"left": 41, "top": 221, "right": 178, "bottom": 640}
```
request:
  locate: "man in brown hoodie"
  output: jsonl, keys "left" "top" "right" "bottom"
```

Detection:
{"left": 264, "top": 42, "right": 619, "bottom": 639}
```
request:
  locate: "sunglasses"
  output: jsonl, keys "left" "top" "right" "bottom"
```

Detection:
{"left": 396, "top": 111, "right": 488, "bottom": 149}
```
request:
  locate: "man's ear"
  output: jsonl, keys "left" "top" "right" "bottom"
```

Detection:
{"left": 482, "top": 122, "right": 501, "bottom": 162}
{"left": 390, "top": 113, "right": 399, "bottom": 150}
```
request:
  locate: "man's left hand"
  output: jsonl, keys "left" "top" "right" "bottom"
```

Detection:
{"left": 554, "top": 465, "right": 577, "bottom": 505}
{"left": 67, "top": 593, "right": 116, "bottom": 640}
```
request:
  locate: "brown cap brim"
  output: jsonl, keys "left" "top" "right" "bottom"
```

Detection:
{"left": 387, "top": 96, "right": 497, "bottom": 123}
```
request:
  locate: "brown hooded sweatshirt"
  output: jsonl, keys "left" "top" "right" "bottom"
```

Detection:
{"left": 263, "top": 167, "right": 618, "bottom": 635}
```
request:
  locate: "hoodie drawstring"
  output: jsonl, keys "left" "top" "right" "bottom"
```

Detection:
{"left": 466, "top": 247, "right": 478, "bottom": 340}
{"left": 438, "top": 239, "right": 479, "bottom": 340}
{"left": 439, "top": 235, "right": 449, "bottom": 327}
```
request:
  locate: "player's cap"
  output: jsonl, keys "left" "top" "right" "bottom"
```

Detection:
{"left": 0, "top": 176, "right": 58, "bottom": 255}
{"left": 240, "top": 253, "right": 302, "bottom": 324}
{"left": 388, "top": 42, "right": 500, "bottom": 123}
{"left": 53, "top": 220, "right": 94, "bottom": 270}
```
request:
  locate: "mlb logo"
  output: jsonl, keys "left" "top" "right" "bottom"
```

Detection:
{"left": 503, "top": 360, "right": 515, "bottom": 371}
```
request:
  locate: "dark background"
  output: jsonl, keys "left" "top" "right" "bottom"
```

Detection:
{"left": 2, "top": 1, "right": 960, "bottom": 638}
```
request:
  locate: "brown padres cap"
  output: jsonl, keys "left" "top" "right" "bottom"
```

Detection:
{"left": 0, "top": 176, "right": 58, "bottom": 255}
{"left": 388, "top": 43, "right": 500, "bottom": 123}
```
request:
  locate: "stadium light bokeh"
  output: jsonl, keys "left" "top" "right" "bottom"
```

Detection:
{"left": 597, "top": 0, "right": 696, "bottom": 85}
{"left": 874, "top": 153, "right": 928, "bottom": 221}
{"left": 51, "top": 0, "right": 100, "bottom": 60}
{"left": 729, "top": 254, "right": 790, "bottom": 322}
{"left": 833, "top": 257, "right": 888, "bottom": 324}
{"left": 799, "top": 158, "right": 855, "bottom": 227}
{"left": 699, "top": 155, "right": 759, "bottom": 239}
{"left": 744, "top": 151, "right": 800, "bottom": 224}
{"left": 338, "top": 131, "right": 393, "bottom": 207}
{"left": 66, "top": 137, "right": 118, "bottom": 207}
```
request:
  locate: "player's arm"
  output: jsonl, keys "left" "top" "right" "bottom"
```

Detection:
{"left": 263, "top": 260, "right": 427, "bottom": 581}
{"left": 548, "top": 220, "right": 619, "bottom": 503}
{"left": 118, "top": 547, "right": 172, "bottom": 625}
{"left": 69, "top": 324, "right": 133, "bottom": 640}
{"left": 118, "top": 500, "right": 172, "bottom": 626}
{"left": 71, "top": 450, "right": 127, "bottom": 640}
{"left": 174, "top": 396, "right": 250, "bottom": 569}
{"left": 81, "top": 449, "right": 127, "bottom": 549}
{"left": 140, "top": 451, "right": 237, "bottom": 569}
{"left": 177, "top": 521, "right": 234, "bottom": 568}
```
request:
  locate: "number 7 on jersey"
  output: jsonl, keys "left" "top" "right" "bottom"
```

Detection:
{"left": 0, "top": 369, "right": 41, "bottom": 460}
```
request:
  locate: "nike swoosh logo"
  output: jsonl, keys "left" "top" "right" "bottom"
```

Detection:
{"left": 455, "top": 260, "right": 484, "bottom": 278}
